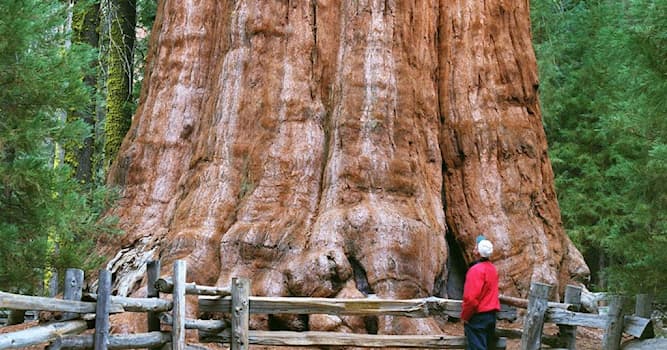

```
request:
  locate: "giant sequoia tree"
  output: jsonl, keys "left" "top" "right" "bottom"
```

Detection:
{"left": 100, "top": 0, "right": 589, "bottom": 335}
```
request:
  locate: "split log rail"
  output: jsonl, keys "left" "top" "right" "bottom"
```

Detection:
{"left": 0, "top": 260, "right": 655, "bottom": 350}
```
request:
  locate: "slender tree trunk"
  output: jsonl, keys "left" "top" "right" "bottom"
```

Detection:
{"left": 99, "top": 0, "right": 589, "bottom": 337}
{"left": 104, "top": 0, "right": 136, "bottom": 169}
{"left": 66, "top": 1, "right": 100, "bottom": 184}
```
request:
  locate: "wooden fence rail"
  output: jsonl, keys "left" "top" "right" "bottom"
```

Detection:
{"left": 48, "top": 332, "right": 171, "bottom": 350}
{"left": 199, "top": 295, "right": 461, "bottom": 317}
{"left": 155, "top": 278, "right": 231, "bottom": 297}
{"left": 0, "top": 260, "right": 656, "bottom": 350}
{"left": 0, "top": 291, "right": 124, "bottom": 314}
{"left": 199, "top": 294, "right": 517, "bottom": 320}
{"left": 0, "top": 320, "right": 88, "bottom": 349}
{"left": 201, "top": 329, "right": 509, "bottom": 348}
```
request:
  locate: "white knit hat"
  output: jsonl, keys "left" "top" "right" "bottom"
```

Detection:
{"left": 477, "top": 239, "right": 493, "bottom": 258}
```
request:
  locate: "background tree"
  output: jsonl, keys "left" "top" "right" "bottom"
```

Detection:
{"left": 0, "top": 0, "right": 116, "bottom": 294}
{"left": 102, "top": 0, "right": 136, "bottom": 169}
{"left": 532, "top": 0, "right": 667, "bottom": 298}
{"left": 65, "top": 0, "right": 101, "bottom": 184}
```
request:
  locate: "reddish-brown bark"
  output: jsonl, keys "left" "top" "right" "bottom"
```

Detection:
{"left": 100, "top": 0, "right": 589, "bottom": 337}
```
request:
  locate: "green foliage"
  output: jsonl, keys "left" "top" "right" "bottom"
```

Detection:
{"left": 0, "top": 0, "right": 118, "bottom": 294}
{"left": 137, "top": 0, "right": 156, "bottom": 29}
{"left": 532, "top": 0, "right": 667, "bottom": 298}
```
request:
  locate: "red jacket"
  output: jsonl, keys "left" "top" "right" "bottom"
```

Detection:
{"left": 461, "top": 259, "right": 500, "bottom": 321}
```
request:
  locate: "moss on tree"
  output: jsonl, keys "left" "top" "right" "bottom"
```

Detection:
{"left": 104, "top": 0, "right": 135, "bottom": 169}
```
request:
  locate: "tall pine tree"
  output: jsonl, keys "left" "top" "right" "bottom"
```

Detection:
{"left": 66, "top": 0, "right": 101, "bottom": 185}
{"left": 532, "top": 0, "right": 667, "bottom": 297}
{"left": 0, "top": 0, "right": 116, "bottom": 294}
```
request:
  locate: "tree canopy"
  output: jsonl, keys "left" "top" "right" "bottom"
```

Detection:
{"left": 532, "top": 0, "right": 667, "bottom": 298}
{"left": 0, "top": 0, "right": 116, "bottom": 294}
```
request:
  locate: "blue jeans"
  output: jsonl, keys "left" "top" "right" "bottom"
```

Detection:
{"left": 464, "top": 312, "right": 497, "bottom": 350}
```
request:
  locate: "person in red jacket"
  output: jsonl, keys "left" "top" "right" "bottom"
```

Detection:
{"left": 461, "top": 236, "right": 501, "bottom": 350}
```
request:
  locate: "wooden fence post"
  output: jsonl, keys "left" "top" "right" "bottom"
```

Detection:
{"left": 520, "top": 282, "right": 552, "bottom": 350}
{"left": 602, "top": 295, "right": 625, "bottom": 350}
{"left": 634, "top": 294, "right": 652, "bottom": 318}
{"left": 147, "top": 260, "right": 161, "bottom": 350}
{"left": 63, "top": 269, "right": 84, "bottom": 321}
{"left": 146, "top": 260, "right": 161, "bottom": 331}
{"left": 558, "top": 284, "right": 582, "bottom": 349}
{"left": 172, "top": 260, "right": 187, "bottom": 350}
{"left": 635, "top": 293, "right": 654, "bottom": 339}
{"left": 6, "top": 310, "right": 25, "bottom": 326}
{"left": 231, "top": 277, "right": 250, "bottom": 350}
{"left": 94, "top": 269, "right": 112, "bottom": 350}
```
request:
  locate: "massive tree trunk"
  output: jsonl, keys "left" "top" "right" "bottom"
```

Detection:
{"left": 99, "top": 0, "right": 589, "bottom": 336}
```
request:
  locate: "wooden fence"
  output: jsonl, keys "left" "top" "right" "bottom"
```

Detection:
{"left": 500, "top": 282, "right": 654, "bottom": 350}
{"left": 0, "top": 260, "right": 656, "bottom": 350}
